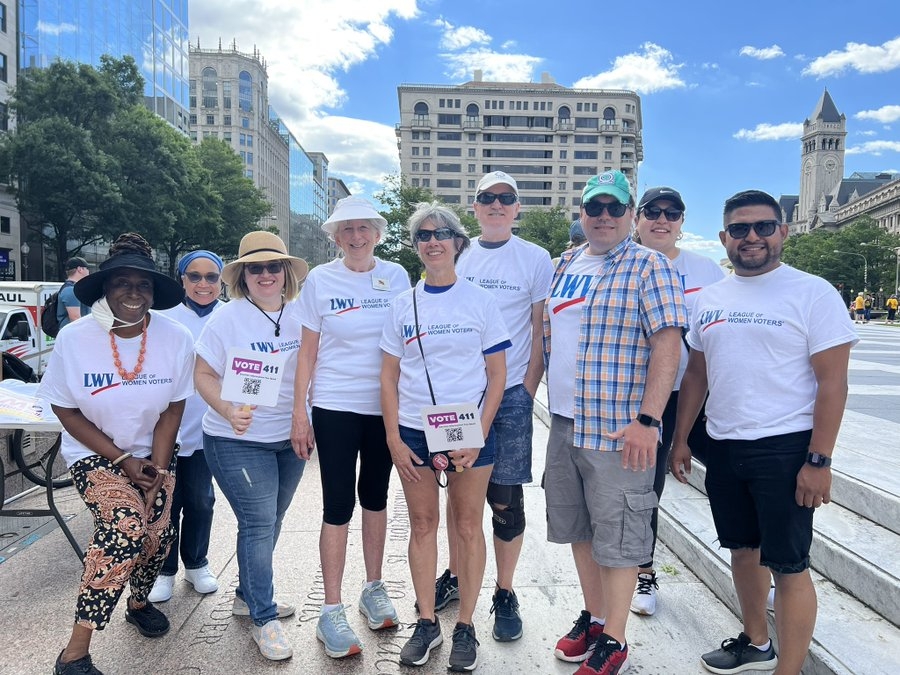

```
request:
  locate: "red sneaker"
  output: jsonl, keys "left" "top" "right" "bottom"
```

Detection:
{"left": 554, "top": 610, "right": 604, "bottom": 662}
{"left": 575, "top": 634, "right": 630, "bottom": 675}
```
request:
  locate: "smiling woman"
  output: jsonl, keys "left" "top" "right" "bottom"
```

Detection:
{"left": 36, "top": 233, "right": 195, "bottom": 675}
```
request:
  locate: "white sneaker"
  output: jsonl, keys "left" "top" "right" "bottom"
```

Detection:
{"left": 630, "top": 571, "right": 659, "bottom": 616}
{"left": 251, "top": 619, "right": 293, "bottom": 660}
{"left": 233, "top": 595, "right": 296, "bottom": 619}
{"left": 767, "top": 585, "right": 775, "bottom": 613}
{"left": 148, "top": 574, "right": 175, "bottom": 603}
{"left": 184, "top": 566, "right": 219, "bottom": 594}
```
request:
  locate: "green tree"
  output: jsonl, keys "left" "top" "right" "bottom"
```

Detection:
{"left": 196, "top": 138, "right": 271, "bottom": 258}
{"left": 374, "top": 175, "right": 437, "bottom": 282}
{"left": 516, "top": 205, "right": 570, "bottom": 259}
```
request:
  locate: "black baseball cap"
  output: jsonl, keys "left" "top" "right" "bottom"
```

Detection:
{"left": 638, "top": 187, "right": 686, "bottom": 212}
{"left": 65, "top": 257, "right": 90, "bottom": 270}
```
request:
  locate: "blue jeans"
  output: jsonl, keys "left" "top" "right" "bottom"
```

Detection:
{"left": 162, "top": 449, "right": 216, "bottom": 576}
{"left": 203, "top": 434, "right": 306, "bottom": 626}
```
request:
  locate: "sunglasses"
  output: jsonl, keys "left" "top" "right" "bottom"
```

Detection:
{"left": 583, "top": 200, "right": 629, "bottom": 218}
{"left": 642, "top": 206, "right": 684, "bottom": 222}
{"left": 724, "top": 220, "right": 780, "bottom": 239}
{"left": 184, "top": 272, "right": 221, "bottom": 284}
{"left": 414, "top": 228, "right": 456, "bottom": 243}
{"left": 475, "top": 192, "right": 518, "bottom": 206}
{"left": 245, "top": 261, "right": 284, "bottom": 275}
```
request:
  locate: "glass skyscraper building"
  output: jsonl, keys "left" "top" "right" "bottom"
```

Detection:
{"left": 18, "top": 0, "right": 190, "bottom": 130}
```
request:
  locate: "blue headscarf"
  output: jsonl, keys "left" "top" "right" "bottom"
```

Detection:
{"left": 177, "top": 250, "right": 224, "bottom": 317}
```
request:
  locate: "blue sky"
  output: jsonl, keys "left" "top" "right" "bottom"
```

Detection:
{"left": 190, "top": 0, "right": 900, "bottom": 258}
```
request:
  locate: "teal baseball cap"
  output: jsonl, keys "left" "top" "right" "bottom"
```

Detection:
{"left": 582, "top": 170, "right": 633, "bottom": 205}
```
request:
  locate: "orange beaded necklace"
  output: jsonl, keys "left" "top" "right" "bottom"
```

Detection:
{"left": 109, "top": 317, "right": 148, "bottom": 382}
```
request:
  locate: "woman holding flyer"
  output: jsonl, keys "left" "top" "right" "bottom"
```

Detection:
{"left": 380, "top": 202, "right": 509, "bottom": 672}
{"left": 194, "top": 231, "right": 308, "bottom": 662}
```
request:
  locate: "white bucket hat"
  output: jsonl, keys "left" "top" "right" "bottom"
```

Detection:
{"left": 321, "top": 196, "right": 388, "bottom": 236}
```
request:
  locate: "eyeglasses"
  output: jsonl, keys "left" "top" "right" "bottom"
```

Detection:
{"left": 642, "top": 205, "right": 684, "bottom": 222}
{"left": 245, "top": 261, "right": 284, "bottom": 275}
{"left": 414, "top": 228, "right": 456, "bottom": 243}
{"left": 475, "top": 192, "right": 518, "bottom": 206}
{"left": 184, "top": 272, "right": 221, "bottom": 284}
{"left": 724, "top": 220, "right": 780, "bottom": 239}
{"left": 583, "top": 200, "right": 629, "bottom": 218}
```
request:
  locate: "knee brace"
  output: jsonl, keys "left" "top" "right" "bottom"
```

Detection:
{"left": 487, "top": 483, "right": 525, "bottom": 542}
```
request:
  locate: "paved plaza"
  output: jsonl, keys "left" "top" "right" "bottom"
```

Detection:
{"left": 1, "top": 322, "right": 898, "bottom": 674}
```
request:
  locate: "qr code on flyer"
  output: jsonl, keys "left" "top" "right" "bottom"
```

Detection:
{"left": 242, "top": 378, "right": 262, "bottom": 396}
{"left": 443, "top": 426, "right": 464, "bottom": 443}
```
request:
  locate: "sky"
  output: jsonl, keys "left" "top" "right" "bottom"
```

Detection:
{"left": 189, "top": 0, "right": 900, "bottom": 259}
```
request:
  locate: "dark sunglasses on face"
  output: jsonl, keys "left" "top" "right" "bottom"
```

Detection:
{"left": 583, "top": 200, "right": 629, "bottom": 218}
{"left": 475, "top": 192, "right": 518, "bottom": 206}
{"left": 642, "top": 205, "right": 684, "bottom": 222}
{"left": 245, "top": 261, "right": 284, "bottom": 275}
{"left": 414, "top": 228, "right": 456, "bottom": 243}
{"left": 725, "top": 220, "right": 780, "bottom": 239}
{"left": 184, "top": 272, "right": 221, "bottom": 284}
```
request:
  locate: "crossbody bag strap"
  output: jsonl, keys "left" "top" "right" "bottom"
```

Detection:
{"left": 412, "top": 287, "right": 438, "bottom": 406}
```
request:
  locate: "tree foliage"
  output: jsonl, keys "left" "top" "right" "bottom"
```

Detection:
{"left": 0, "top": 55, "right": 269, "bottom": 279}
{"left": 373, "top": 175, "right": 439, "bottom": 282}
{"left": 782, "top": 216, "right": 900, "bottom": 299}
{"left": 516, "top": 205, "right": 571, "bottom": 259}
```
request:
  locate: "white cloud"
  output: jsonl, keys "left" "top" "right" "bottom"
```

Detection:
{"left": 190, "top": 0, "right": 418, "bottom": 186}
{"left": 739, "top": 45, "right": 785, "bottom": 60}
{"left": 859, "top": 130, "right": 878, "bottom": 136}
{"left": 442, "top": 50, "right": 543, "bottom": 82}
{"left": 680, "top": 232, "right": 724, "bottom": 257}
{"left": 733, "top": 122, "right": 803, "bottom": 142}
{"left": 432, "top": 18, "right": 490, "bottom": 50}
{"left": 572, "top": 43, "right": 686, "bottom": 93}
{"left": 855, "top": 105, "right": 900, "bottom": 124}
{"left": 36, "top": 21, "right": 78, "bottom": 35}
{"left": 845, "top": 140, "right": 900, "bottom": 156}
{"left": 803, "top": 36, "right": 900, "bottom": 77}
{"left": 701, "top": 62, "right": 719, "bottom": 70}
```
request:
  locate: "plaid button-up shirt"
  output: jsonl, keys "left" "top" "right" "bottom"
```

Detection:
{"left": 543, "top": 237, "right": 688, "bottom": 451}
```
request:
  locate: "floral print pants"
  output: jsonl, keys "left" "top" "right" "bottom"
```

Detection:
{"left": 69, "top": 455, "right": 177, "bottom": 630}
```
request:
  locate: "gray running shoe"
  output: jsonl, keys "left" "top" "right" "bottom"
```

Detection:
{"left": 400, "top": 618, "right": 443, "bottom": 666}
{"left": 701, "top": 632, "right": 777, "bottom": 674}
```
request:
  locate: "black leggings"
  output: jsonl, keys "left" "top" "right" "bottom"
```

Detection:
{"left": 641, "top": 389, "right": 712, "bottom": 569}
{"left": 312, "top": 407, "right": 394, "bottom": 525}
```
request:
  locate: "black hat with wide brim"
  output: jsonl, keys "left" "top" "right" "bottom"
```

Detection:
{"left": 74, "top": 253, "right": 185, "bottom": 310}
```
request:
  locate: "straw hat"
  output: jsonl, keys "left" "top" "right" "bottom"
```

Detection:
{"left": 221, "top": 231, "right": 309, "bottom": 288}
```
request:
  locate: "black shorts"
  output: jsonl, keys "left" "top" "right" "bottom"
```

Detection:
{"left": 704, "top": 430, "right": 814, "bottom": 574}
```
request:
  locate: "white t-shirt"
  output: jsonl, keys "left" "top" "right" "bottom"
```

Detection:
{"left": 297, "top": 257, "right": 410, "bottom": 415}
{"left": 687, "top": 264, "right": 858, "bottom": 440}
{"left": 160, "top": 301, "right": 222, "bottom": 455}
{"left": 195, "top": 298, "right": 302, "bottom": 442}
{"left": 456, "top": 236, "right": 554, "bottom": 388}
{"left": 380, "top": 279, "right": 510, "bottom": 430}
{"left": 545, "top": 250, "right": 605, "bottom": 418}
{"left": 37, "top": 312, "right": 195, "bottom": 467}
{"left": 671, "top": 249, "right": 727, "bottom": 389}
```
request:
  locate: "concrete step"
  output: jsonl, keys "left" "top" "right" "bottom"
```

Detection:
{"left": 684, "top": 460, "right": 900, "bottom": 628}
{"left": 660, "top": 476, "right": 900, "bottom": 675}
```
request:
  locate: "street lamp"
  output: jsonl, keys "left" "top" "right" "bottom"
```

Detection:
{"left": 834, "top": 250, "right": 867, "bottom": 292}
{"left": 20, "top": 242, "right": 30, "bottom": 281}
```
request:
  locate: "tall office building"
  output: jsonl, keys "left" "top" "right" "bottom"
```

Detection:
{"left": 328, "top": 177, "right": 351, "bottom": 214}
{"left": 189, "top": 42, "right": 289, "bottom": 241}
{"left": 0, "top": 0, "right": 17, "bottom": 278}
{"left": 396, "top": 72, "right": 643, "bottom": 220}
{"left": 18, "top": 0, "right": 190, "bottom": 131}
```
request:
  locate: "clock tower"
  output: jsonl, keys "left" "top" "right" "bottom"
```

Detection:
{"left": 799, "top": 89, "right": 846, "bottom": 222}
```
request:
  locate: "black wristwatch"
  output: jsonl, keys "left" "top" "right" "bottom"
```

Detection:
{"left": 636, "top": 414, "right": 661, "bottom": 428}
{"left": 806, "top": 452, "right": 832, "bottom": 468}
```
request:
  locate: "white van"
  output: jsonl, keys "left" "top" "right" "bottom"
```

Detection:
{"left": 0, "top": 282, "right": 63, "bottom": 378}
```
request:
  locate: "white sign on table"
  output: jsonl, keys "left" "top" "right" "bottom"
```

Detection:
{"left": 220, "top": 348, "right": 286, "bottom": 408}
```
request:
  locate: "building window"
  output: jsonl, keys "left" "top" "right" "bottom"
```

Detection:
{"left": 468, "top": 148, "right": 476, "bottom": 157}
{"left": 0, "top": 52, "right": 6, "bottom": 83}
{"left": 422, "top": 163, "right": 430, "bottom": 171}
{"left": 246, "top": 170, "right": 253, "bottom": 179}
{"left": 411, "top": 162, "right": 419, "bottom": 171}
{"left": 0, "top": 3, "right": 6, "bottom": 33}
{"left": 412, "top": 178, "right": 420, "bottom": 187}
{"left": 604, "top": 151, "right": 613, "bottom": 160}
{"left": 560, "top": 150, "right": 567, "bottom": 159}
{"left": 414, "top": 102, "right": 429, "bottom": 115}
{"left": 412, "top": 147, "right": 419, "bottom": 156}
{"left": 201, "top": 67, "right": 218, "bottom": 108}
{"left": 247, "top": 153, "right": 253, "bottom": 165}
{"left": 224, "top": 115, "right": 231, "bottom": 126}
{"left": 242, "top": 117, "right": 250, "bottom": 128}
{"left": 0, "top": 102, "right": 8, "bottom": 131}
{"left": 468, "top": 164, "right": 476, "bottom": 172}
{"left": 239, "top": 71, "right": 253, "bottom": 112}
{"left": 206, "top": 114, "right": 215, "bottom": 125}
{"left": 422, "top": 179, "right": 430, "bottom": 188}
{"left": 239, "top": 133, "right": 246, "bottom": 146}
{"left": 559, "top": 182, "right": 566, "bottom": 190}
{"left": 422, "top": 147, "right": 430, "bottom": 156}
{"left": 0, "top": 216, "right": 9, "bottom": 234}
{"left": 223, "top": 81, "right": 232, "bottom": 109}
{"left": 412, "top": 131, "right": 420, "bottom": 140}
{"left": 468, "top": 180, "right": 476, "bottom": 189}
{"left": 605, "top": 136, "right": 613, "bottom": 144}
{"left": 223, "top": 132, "right": 232, "bottom": 142}
{"left": 246, "top": 135, "right": 253, "bottom": 147}
{"left": 189, "top": 114, "right": 197, "bottom": 125}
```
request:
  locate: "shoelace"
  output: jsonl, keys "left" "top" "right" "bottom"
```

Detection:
{"left": 328, "top": 607, "right": 353, "bottom": 633}
{"left": 721, "top": 634, "right": 751, "bottom": 654}
{"left": 407, "top": 620, "right": 436, "bottom": 646}
{"left": 366, "top": 584, "right": 395, "bottom": 615}
{"left": 586, "top": 639, "right": 622, "bottom": 668}
{"left": 564, "top": 612, "right": 591, "bottom": 639}
{"left": 452, "top": 625, "right": 480, "bottom": 651}
{"left": 489, "top": 592, "right": 518, "bottom": 618}
{"left": 635, "top": 574, "right": 659, "bottom": 596}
